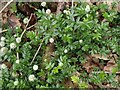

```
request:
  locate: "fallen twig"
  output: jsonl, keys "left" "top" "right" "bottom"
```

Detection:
{"left": 17, "top": 52, "right": 19, "bottom": 60}
{"left": 20, "top": 13, "right": 33, "bottom": 38}
{"left": 0, "top": 0, "right": 14, "bottom": 13}
{"left": 30, "top": 38, "right": 44, "bottom": 65}
{"left": 0, "top": 23, "right": 36, "bottom": 34}
{"left": 91, "top": 71, "right": 120, "bottom": 75}
{"left": 27, "top": 23, "right": 36, "bottom": 30}
{"left": 72, "top": 0, "right": 74, "bottom": 8}
{"left": 0, "top": 29, "right": 8, "bottom": 34}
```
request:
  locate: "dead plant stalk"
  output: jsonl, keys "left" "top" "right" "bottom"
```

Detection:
{"left": 0, "top": 0, "right": 14, "bottom": 13}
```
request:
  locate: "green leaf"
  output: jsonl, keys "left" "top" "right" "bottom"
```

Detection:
{"left": 71, "top": 75, "right": 79, "bottom": 84}
{"left": 79, "top": 82, "right": 88, "bottom": 88}
{"left": 82, "top": 45, "right": 89, "bottom": 51}
{"left": 92, "top": 33, "right": 101, "bottom": 41}
{"left": 62, "top": 34, "right": 72, "bottom": 43}
{"left": 26, "top": 31, "right": 36, "bottom": 40}
{"left": 52, "top": 66, "right": 61, "bottom": 74}
{"left": 10, "top": 3, "right": 17, "bottom": 13}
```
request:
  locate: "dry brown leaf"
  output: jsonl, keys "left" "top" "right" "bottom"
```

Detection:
{"left": 3, "top": 61, "right": 12, "bottom": 69}
{"left": 103, "top": 64, "right": 117, "bottom": 72}
{"left": 56, "top": 2, "right": 65, "bottom": 14}
{"left": 92, "top": 54, "right": 109, "bottom": 60}
{"left": 115, "top": 76, "right": 119, "bottom": 82}
{"left": 107, "top": 60, "right": 116, "bottom": 66}
{"left": 7, "top": 14, "right": 21, "bottom": 28}
{"left": 83, "top": 60, "right": 95, "bottom": 73}
{"left": 72, "top": 71, "right": 81, "bottom": 77}
{"left": 87, "top": 66, "right": 94, "bottom": 73}
{"left": 63, "top": 78, "right": 78, "bottom": 88}
{"left": 117, "top": 3, "right": 120, "bottom": 12}
{"left": 103, "top": 66, "right": 111, "bottom": 72}
{"left": 83, "top": 61, "right": 91, "bottom": 68}
{"left": 2, "top": 10, "right": 8, "bottom": 24}
{"left": 43, "top": 43, "right": 55, "bottom": 61}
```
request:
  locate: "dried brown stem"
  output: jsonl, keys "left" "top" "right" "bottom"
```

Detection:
{"left": 30, "top": 38, "right": 44, "bottom": 65}
{"left": 0, "top": 0, "right": 14, "bottom": 13}
{"left": 0, "top": 29, "right": 7, "bottom": 34}
{"left": 20, "top": 13, "right": 33, "bottom": 38}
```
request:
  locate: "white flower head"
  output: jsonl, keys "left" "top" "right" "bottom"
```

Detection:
{"left": 16, "top": 59, "right": 20, "bottom": 64}
{"left": 33, "top": 65, "right": 38, "bottom": 71}
{"left": 63, "top": 10, "right": 67, "bottom": 14}
{"left": 23, "top": 17, "right": 29, "bottom": 24}
{"left": 85, "top": 5, "right": 90, "bottom": 12}
{"left": 94, "top": 30, "right": 97, "bottom": 32}
{"left": 12, "top": 72, "right": 18, "bottom": 77}
{"left": 46, "top": 9, "right": 51, "bottom": 14}
{"left": 86, "top": 14, "right": 89, "bottom": 17}
{"left": 14, "top": 34, "right": 17, "bottom": 38}
{"left": 16, "top": 37, "right": 21, "bottom": 43}
{"left": 10, "top": 43, "right": 16, "bottom": 49}
{"left": 59, "top": 62, "right": 63, "bottom": 67}
{"left": 64, "top": 49, "right": 68, "bottom": 53}
{"left": 63, "top": 10, "right": 70, "bottom": 15}
{"left": 41, "top": 2, "right": 46, "bottom": 7}
{"left": 1, "top": 37, "right": 5, "bottom": 41}
{"left": 28, "top": 74, "right": 36, "bottom": 81}
{"left": 0, "top": 28, "right": 2, "bottom": 32}
{"left": 44, "top": 59, "right": 47, "bottom": 62}
{"left": 0, "top": 41, "right": 5, "bottom": 47}
{"left": 49, "top": 38, "right": 54, "bottom": 43}
{"left": 0, "top": 47, "right": 8, "bottom": 56}
{"left": 14, "top": 80, "right": 18, "bottom": 86}
{"left": 79, "top": 40, "right": 83, "bottom": 43}
{"left": 96, "top": 12, "right": 99, "bottom": 15}
{"left": 15, "top": 26, "right": 19, "bottom": 30}
{"left": 1, "top": 63, "right": 7, "bottom": 69}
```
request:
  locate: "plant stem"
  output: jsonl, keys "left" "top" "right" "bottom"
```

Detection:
{"left": 30, "top": 38, "right": 44, "bottom": 65}
{"left": 0, "top": 0, "right": 14, "bottom": 13}
{"left": 0, "top": 29, "right": 7, "bottom": 34}
{"left": 20, "top": 13, "right": 33, "bottom": 38}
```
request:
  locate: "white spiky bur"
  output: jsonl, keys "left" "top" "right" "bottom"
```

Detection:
{"left": 49, "top": 38, "right": 54, "bottom": 43}
{"left": 1, "top": 63, "right": 7, "bottom": 69}
{"left": 79, "top": 40, "right": 83, "bottom": 43}
{"left": 23, "top": 17, "right": 29, "bottom": 24}
{"left": 41, "top": 2, "right": 46, "bottom": 7}
{"left": 59, "top": 62, "right": 63, "bottom": 67}
{"left": 85, "top": 5, "right": 90, "bottom": 12}
{"left": 16, "top": 59, "right": 20, "bottom": 64}
{"left": 28, "top": 74, "right": 36, "bottom": 81}
{"left": 46, "top": 9, "right": 51, "bottom": 14}
{"left": 16, "top": 37, "right": 21, "bottom": 43}
{"left": 10, "top": 43, "right": 16, "bottom": 49}
{"left": 64, "top": 49, "right": 68, "bottom": 53}
{"left": 14, "top": 80, "right": 19, "bottom": 86}
{"left": 0, "top": 47, "right": 8, "bottom": 56}
{"left": 0, "top": 41, "right": 5, "bottom": 47}
{"left": 33, "top": 65, "right": 38, "bottom": 71}
{"left": 63, "top": 10, "right": 70, "bottom": 15}
{"left": 1, "top": 37, "right": 5, "bottom": 41}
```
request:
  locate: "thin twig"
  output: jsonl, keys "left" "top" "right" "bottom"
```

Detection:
{"left": 20, "top": 13, "right": 33, "bottom": 38}
{"left": 17, "top": 52, "right": 19, "bottom": 60}
{"left": 91, "top": 71, "right": 120, "bottom": 75}
{"left": 72, "top": 0, "right": 74, "bottom": 8}
{"left": 0, "top": 0, "right": 14, "bottom": 13}
{"left": 0, "top": 23, "right": 36, "bottom": 34}
{"left": 26, "top": 23, "right": 36, "bottom": 30}
{"left": 30, "top": 39, "right": 44, "bottom": 65}
{"left": 0, "top": 29, "right": 8, "bottom": 34}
